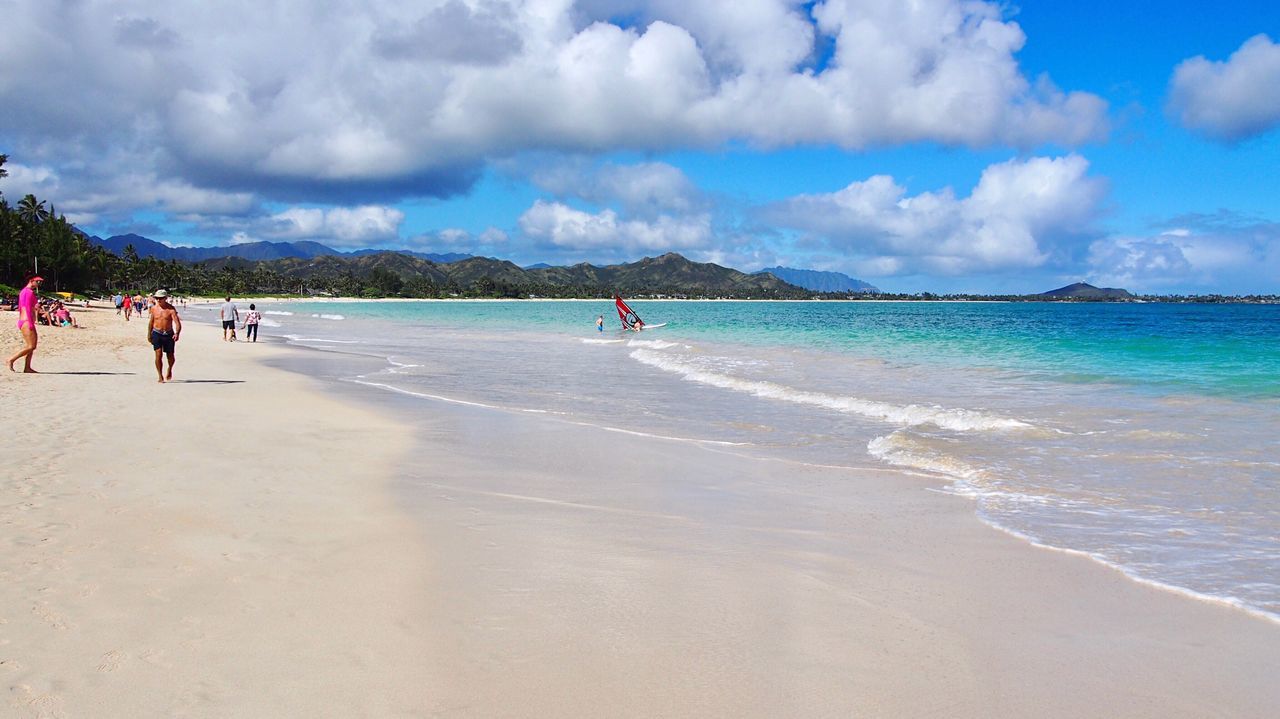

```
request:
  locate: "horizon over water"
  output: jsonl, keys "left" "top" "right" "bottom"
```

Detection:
{"left": 202, "top": 299, "right": 1280, "bottom": 623}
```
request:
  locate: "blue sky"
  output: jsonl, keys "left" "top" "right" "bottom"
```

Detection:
{"left": 1, "top": 0, "right": 1278, "bottom": 293}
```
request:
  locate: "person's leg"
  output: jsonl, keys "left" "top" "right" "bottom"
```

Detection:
{"left": 8, "top": 327, "right": 38, "bottom": 372}
{"left": 165, "top": 349, "right": 175, "bottom": 381}
{"left": 154, "top": 347, "right": 165, "bottom": 382}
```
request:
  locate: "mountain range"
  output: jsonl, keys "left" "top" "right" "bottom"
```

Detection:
{"left": 754, "top": 266, "right": 879, "bottom": 293}
{"left": 89, "top": 233, "right": 472, "bottom": 264}
{"left": 88, "top": 233, "right": 877, "bottom": 294}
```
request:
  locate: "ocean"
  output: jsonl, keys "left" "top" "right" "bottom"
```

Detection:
{"left": 201, "top": 299, "right": 1280, "bottom": 622}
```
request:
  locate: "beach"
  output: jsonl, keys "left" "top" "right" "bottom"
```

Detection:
{"left": 4, "top": 301, "right": 1280, "bottom": 718}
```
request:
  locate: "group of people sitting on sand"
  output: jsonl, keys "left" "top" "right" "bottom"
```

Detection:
{"left": 0, "top": 294, "right": 82, "bottom": 329}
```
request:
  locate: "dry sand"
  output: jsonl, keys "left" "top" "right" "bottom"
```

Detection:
{"left": 4, "top": 302, "right": 1279, "bottom": 718}
{"left": 2, "top": 305, "right": 434, "bottom": 717}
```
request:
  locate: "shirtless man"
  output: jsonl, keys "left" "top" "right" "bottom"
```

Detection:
{"left": 147, "top": 289, "right": 182, "bottom": 383}
{"left": 7, "top": 274, "right": 42, "bottom": 373}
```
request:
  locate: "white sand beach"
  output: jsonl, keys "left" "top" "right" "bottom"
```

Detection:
{"left": 4, "top": 302, "right": 1279, "bottom": 718}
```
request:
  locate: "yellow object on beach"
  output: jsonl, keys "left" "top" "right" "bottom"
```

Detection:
{"left": 56, "top": 291, "right": 73, "bottom": 299}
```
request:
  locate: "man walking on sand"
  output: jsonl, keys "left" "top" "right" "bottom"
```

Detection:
{"left": 147, "top": 289, "right": 182, "bottom": 383}
{"left": 219, "top": 295, "right": 239, "bottom": 341}
{"left": 8, "top": 274, "right": 43, "bottom": 373}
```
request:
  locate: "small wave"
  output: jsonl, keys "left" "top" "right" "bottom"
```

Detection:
{"left": 264, "top": 310, "right": 293, "bottom": 316}
{"left": 283, "top": 334, "right": 360, "bottom": 344}
{"left": 580, "top": 338, "right": 626, "bottom": 345}
{"left": 310, "top": 313, "right": 346, "bottom": 320}
{"left": 868, "top": 432, "right": 988, "bottom": 481}
{"left": 258, "top": 318, "right": 283, "bottom": 328}
{"left": 631, "top": 349, "right": 1029, "bottom": 433}
{"left": 977, "top": 518, "right": 1280, "bottom": 625}
{"left": 628, "top": 339, "right": 679, "bottom": 350}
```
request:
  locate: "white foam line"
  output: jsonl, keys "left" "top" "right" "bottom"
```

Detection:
{"left": 347, "top": 378, "right": 748, "bottom": 447}
{"left": 284, "top": 335, "right": 360, "bottom": 344}
{"left": 631, "top": 348, "right": 1030, "bottom": 433}
{"left": 974, "top": 516, "right": 1280, "bottom": 626}
{"left": 564, "top": 421, "right": 749, "bottom": 447}
{"left": 350, "top": 378, "right": 505, "bottom": 410}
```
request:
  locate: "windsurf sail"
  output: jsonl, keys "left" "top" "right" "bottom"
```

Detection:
{"left": 615, "top": 294, "right": 645, "bottom": 330}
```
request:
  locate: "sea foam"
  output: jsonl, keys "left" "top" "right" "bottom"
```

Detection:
{"left": 630, "top": 348, "right": 1030, "bottom": 433}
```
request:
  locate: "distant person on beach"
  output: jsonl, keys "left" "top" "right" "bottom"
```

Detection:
{"left": 242, "top": 303, "right": 262, "bottom": 342}
{"left": 147, "top": 289, "right": 182, "bottom": 383}
{"left": 7, "top": 274, "right": 43, "bottom": 373}
{"left": 220, "top": 296, "right": 239, "bottom": 341}
{"left": 113, "top": 293, "right": 123, "bottom": 314}
{"left": 122, "top": 293, "right": 133, "bottom": 320}
{"left": 596, "top": 315, "right": 604, "bottom": 332}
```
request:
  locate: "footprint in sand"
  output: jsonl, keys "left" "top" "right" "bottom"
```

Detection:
{"left": 10, "top": 684, "right": 64, "bottom": 716}
{"left": 97, "top": 650, "right": 127, "bottom": 673}
{"left": 0, "top": 659, "right": 21, "bottom": 672}
{"left": 32, "top": 602, "right": 71, "bottom": 630}
{"left": 139, "top": 649, "right": 171, "bottom": 668}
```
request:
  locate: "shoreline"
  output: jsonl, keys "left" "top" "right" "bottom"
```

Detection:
{"left": 5, "top": 304, "right": 1280, "bottom": 716}
{"left": 276, "top": 331, "right": 1280, "bottom": 717}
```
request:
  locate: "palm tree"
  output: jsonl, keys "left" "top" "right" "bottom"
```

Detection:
{"left": 17, "top": 194, "right": 50, "bottom": 225}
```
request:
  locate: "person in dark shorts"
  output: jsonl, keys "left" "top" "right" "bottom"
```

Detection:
{"left": 147, "top": 289, "right": 182, "bottom": 383}
{"left": 219, "top": 295, "right": 239, "bottom": 341}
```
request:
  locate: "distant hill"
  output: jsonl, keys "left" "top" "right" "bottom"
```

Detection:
{"left": 754, "top": 266, "right": 878, "bottom": 293}
{"left": 89, "top": 233, "right": 470, "bottom": 264}
{"left": 526, "top": 252, "right": 800, "bottom": 296}
{"left": 234, "top": 250, "right": 808, "bottom": 298}
{"left": 1041, "top": 282, "right": 1133, "bottom": 299}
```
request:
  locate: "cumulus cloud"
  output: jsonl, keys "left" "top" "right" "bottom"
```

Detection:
{"left": 518, "top": 199, "right": 712, "bottom": 261}
{"left": 0, "top": 160, "right": 256, "bottom": 226}
{"left": 519, "top": 159, "right": 706, "bottom": 217}
{"left": 262, "top": 205, "right": 405, "bottom": 247}
{"left": 764, "top": 155, "right": 1106, "bottom": 276}
{"left": 1088, "top": 216, "right": 1280, "bottom": 293}
{"left": 0, "top": 0, "right": 1106, "bottom": 213}
{"left": 1168, "top": 34, "right": 1280, "bottom": 141}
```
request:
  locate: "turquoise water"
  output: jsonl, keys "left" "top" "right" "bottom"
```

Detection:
{"left": 216, "top": 299, "right": 1280, "bottom": 622}
{"left": 283, "top": 300, "right": 1280, "bottom": 399}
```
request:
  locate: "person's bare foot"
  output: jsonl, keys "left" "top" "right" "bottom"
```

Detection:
{"left": 166, "top": 371, "right": 173, "bottom": 380}
{"left": 23, "top": 368, "right": 38, "bottom": 373}
{"left": 157, "top": 376, "right": 165, "bottom": 383}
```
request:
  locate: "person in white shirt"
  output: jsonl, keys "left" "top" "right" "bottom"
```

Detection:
{"left": 242, "top": 303, "right": 262, "bottom": 343}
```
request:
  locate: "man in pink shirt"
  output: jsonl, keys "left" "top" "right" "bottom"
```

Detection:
{"left": 8, "top": 274, "right": 42, "bottom": 373}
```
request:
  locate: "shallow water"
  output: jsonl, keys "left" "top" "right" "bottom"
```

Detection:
{"left": 200, "top": 299, "right": 1280, "bottom": 622}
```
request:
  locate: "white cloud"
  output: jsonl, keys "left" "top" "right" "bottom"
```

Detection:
{"left": 765, "top": 155, "right": 1106, "bottom": 276}
{"left": 521, "top": 159, "right": 705, "bottom": 217}
{"left": 1088, "top": 220, "right": 1280, "bottom": 293}
{"left": 0, "top": 0, "right": 1107, "bottom": 211}
{"left": 0, "top": 161, "right": 256, "bottom": 226}
{"left": 518, "top": 199, "right": 712, "bottom": 258}
{"left": 264, "top": 205, "right": 404, "bottom": 247}
{"left": 1168, "top": 34, "right": 1280, "bottom": 141}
